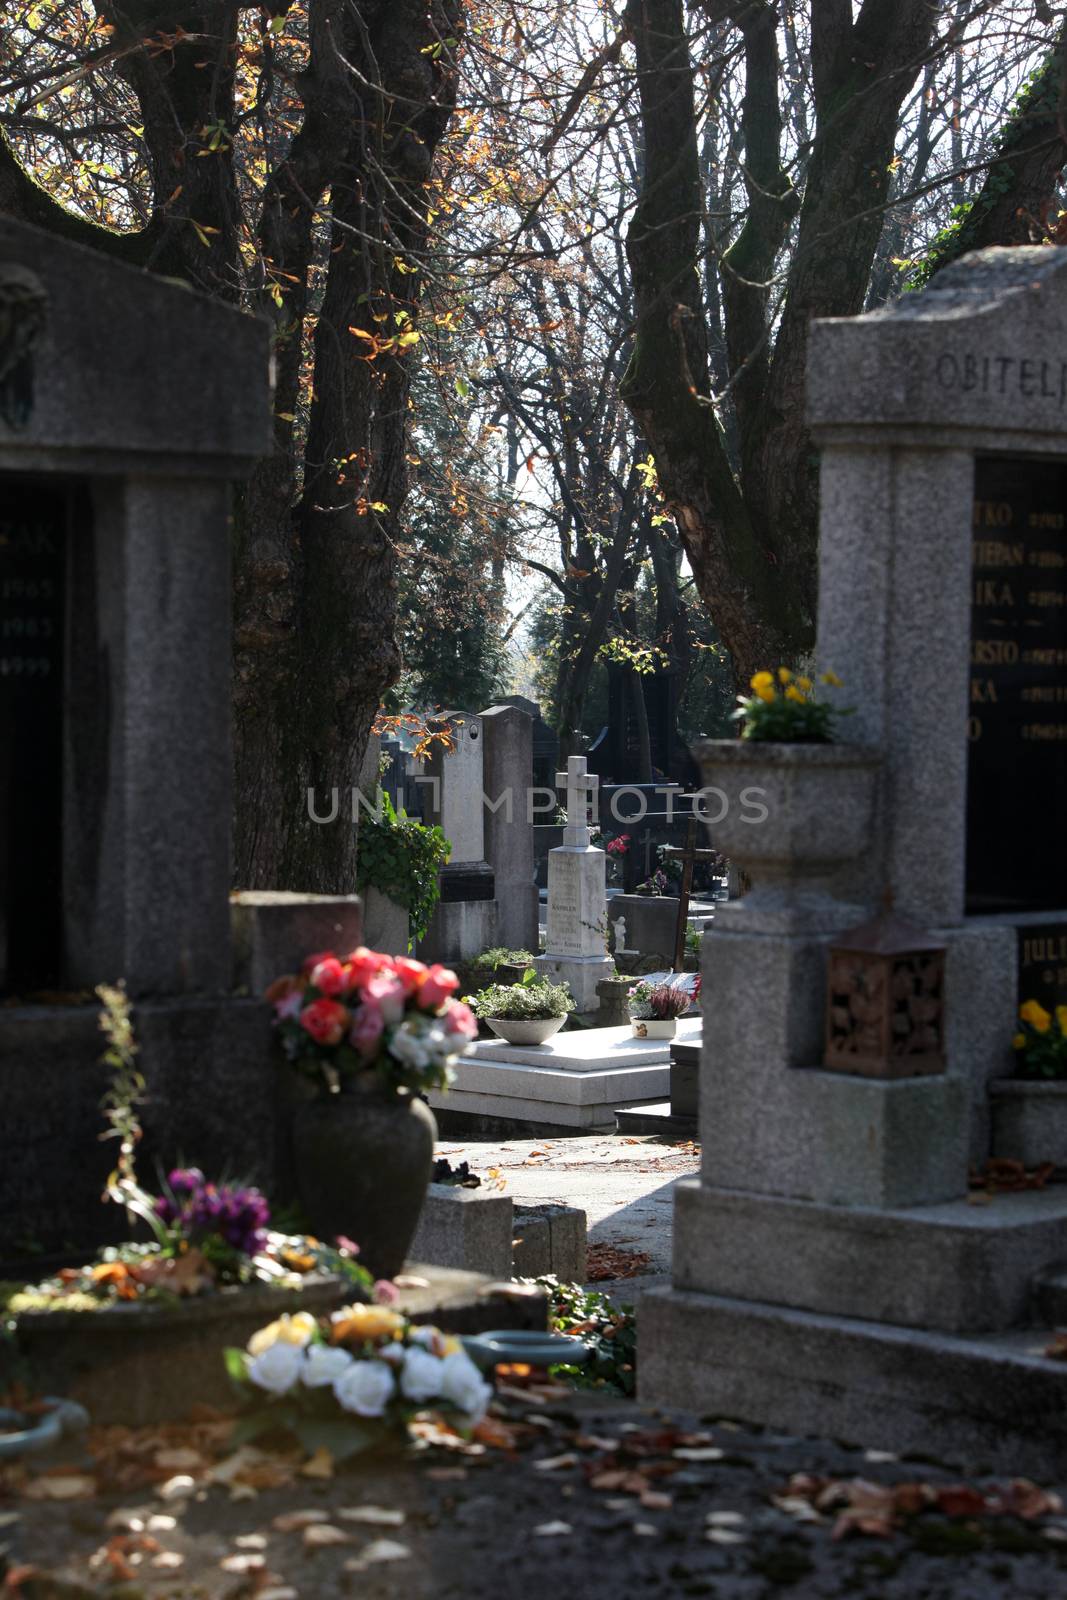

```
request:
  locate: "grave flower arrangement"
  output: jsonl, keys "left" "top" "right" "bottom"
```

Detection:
{"left": 3, "top": 1168, "right": 376, "bottom": 1312}
{"left": 268, "top": 947, "right": 478, "bottom": 1096}
{"left": 224, "top": 1302, "right": 494, "bottom": 1460}
{"left": 465, "top": 968, "right": 575, "bottom": 1022}
{"left": 627, "top": 979, "right": 698, "bottom": 1022}
{"left": 1013, "top": 1001, "right": 1067, "bottom": 1079}
{"left": 732, "top": 667, "right": 850, "bottom": 743}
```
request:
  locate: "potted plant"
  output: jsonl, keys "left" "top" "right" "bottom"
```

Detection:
{"left": 991, "top": 1001, "right": 1067, "bottom": 1173}
{"left": 356, "top": 789, "right": 451, "bottom": 952}
{"left": 467, "top": 947, "right": 537, "bottom": 988}
{"left": 466, "top": 969, "right": 575, "bottom": 1045}
{"left": 627, "top": 979, "right": 693, "bottom": 1040}
{"left": 268, "top": 949, "right": 478, "bottom": 1277}
{"left": 693, "top": 668, "right": 880, "bottom": 932}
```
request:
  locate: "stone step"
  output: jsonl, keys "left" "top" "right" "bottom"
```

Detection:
{"left": 615, "top": 1101, "right": 698, "bottom": 1138}
{"left": 640, "top": 1284, "right": 1067, "bottom": 1478}
{"left": 673, "top": 1180, "right": 1067, "bottom": 1336}
{"left": 1030, "top": 1262, "right": 1067, "bottom": 1327}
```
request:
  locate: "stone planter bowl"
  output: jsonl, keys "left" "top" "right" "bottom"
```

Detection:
{"left": 691, "top": 739, "right": 880, "bottom": 931}
{"left": 485, "top": 1016, "right": 566, "bottom": 1046}
{"left": 631, "top": 1018, "right": 677, "bottom": 1040}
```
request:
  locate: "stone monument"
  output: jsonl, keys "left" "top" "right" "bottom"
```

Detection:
{"left": 480, "top": 702, "right": 538, "bottom": 954}
{"left": 640, "top": 248, "right": 1067, "bottom": 1475}
{"left": 419, "top": 710, "right": 496, "bottom": 962}
{"left": 0, "top": 218, "right": 281, "bottom": 1256}
{"left": 534, "top": 755, "right": 613, "bottom": 1011}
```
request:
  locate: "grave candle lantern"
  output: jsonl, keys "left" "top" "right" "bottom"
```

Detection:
{"left": 823, "top": 913, "right": 947, "bottom": 1079}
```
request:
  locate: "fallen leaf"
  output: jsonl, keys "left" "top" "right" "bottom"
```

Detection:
{"left": 934, "top": 1484, "right": 990, "bottom": 1519}
{"left": 22, "top": 1474, "right": 97, "bottom": 1501}
{"left": 303, "top": 1523, "right": 350, "bottom": 1548}
{"left": 533, "top": 1520, "right": 572, "bottom": 1537}
{"left": 153, "top": 1447, "right": 204, "bottom": 1472}
{"left": 347, "top": 1537, "right": 411, "bottom": 1566}
{"left": 338, "top": 1506, "right": 407, "bottom": 1526}
{"left": 272, "top": 1509, "right": 331, "bottom": 1532}
{"left": 299, "top": 1447, "right": 334, "bottom": 1479}
{"left": 221, "top": 1551, "right": 266, "bottom": 1572}
{"left": 673, "top": 1447, "right": 723, "bottom": 1462}
{"left": 156, "top": 1474, "right": 197, "bottom": 1501}
{"left": 534, "top": 1454, "right": 577, "bottom": 1473}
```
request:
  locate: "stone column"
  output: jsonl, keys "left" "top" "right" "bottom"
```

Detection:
{"left": 481, "top": 703, "right": 539, "bottom": 954}
{"left": 817, "top": 445, "right": 974, "bottom": 928}
{"left": 64, "top": 476, "right": 232, "bottom": 994}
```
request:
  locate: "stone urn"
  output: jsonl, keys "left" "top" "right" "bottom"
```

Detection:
{"left": 691, "top": 739, "right": 881, "bottom": 932}
{"left": 485, "top": 1016, "right": 566, "bottom": 1046}
{"left": 291, "top": 1082, "right": 437, "bottom": 1279}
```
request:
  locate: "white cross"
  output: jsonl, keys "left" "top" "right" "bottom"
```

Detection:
{"left": 557, "top": 754, "right": 599, "bottom": 847}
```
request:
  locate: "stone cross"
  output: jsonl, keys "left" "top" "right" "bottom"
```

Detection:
{"left": 557, "top": 754, "right": 599, "bottom": 847}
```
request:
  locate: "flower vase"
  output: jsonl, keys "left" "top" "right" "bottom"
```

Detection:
{"left": 630, "top": 1018, "right": 677, "bottom": 1040}
{"left": 691, "top": 739, "right": 880, "bottom": 933}
{"left": 291, "top": 1081, "right": 436, "bottom": 1280}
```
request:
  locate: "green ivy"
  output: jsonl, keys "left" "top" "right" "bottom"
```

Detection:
{"left": 906, "top": 50, "right": 1063, "bottom": 292}
{"left": 534, "top": 1276, "right": 637, "bottom": 1397}
{"left": 355, "top": 789, "right": 451, "bottom": 945}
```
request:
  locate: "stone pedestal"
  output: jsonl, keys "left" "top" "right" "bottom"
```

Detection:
{"left": 534, "top": 842, "right": 613, "bottom": 1009}
{"left": 231, "top": 891, "right": 363, "bottom": 993}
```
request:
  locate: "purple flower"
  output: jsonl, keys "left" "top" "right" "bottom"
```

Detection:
{"left": 152, "top": 1173, "right": 270, "bottom": 1258}
{"left": 167, "top": 1167, "right": 205, "bottom": 1195}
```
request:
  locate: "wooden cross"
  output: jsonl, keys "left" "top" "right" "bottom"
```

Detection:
{"left": 661, "top": 816, "right": 722, "bottom": 972}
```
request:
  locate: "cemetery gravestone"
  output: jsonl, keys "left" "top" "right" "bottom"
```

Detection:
{"left": 640, "top": 248, "right": 1067, "bottom": 1475}
{"left": 480, "top": 702, "right": 538, "bottom": 954}
{"left": 535, "top": 755, "right": 613, "bottom": 1011}
{"left": 420, "top": 711, "right": 497, "bottom": 962}
{"left": 0, "top": 218, "right": 275, "bottom": 1256}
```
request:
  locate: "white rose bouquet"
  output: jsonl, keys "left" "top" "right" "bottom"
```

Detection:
{"left": 225, "top": 1302, "right": 493, "bottom": 1460}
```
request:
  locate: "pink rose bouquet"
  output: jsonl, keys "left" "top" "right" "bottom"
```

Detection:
{"left": 267, "top": 947, "right": 477, "bottom": 1095}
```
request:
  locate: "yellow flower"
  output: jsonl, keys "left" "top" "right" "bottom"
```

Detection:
{"left": 750, "top": 671, "right": 774, "bottom": 691}
{"left": 820, "top": 670, "right": 843, "bottom": 687}
{"left": 777, "top": 667, "right": 792, "bottom": 684}
{"left": 1013, "top": 1033, "right": 1027, "bottom": 1050}
{"left": 247, "top": 1311, "right": 317, "bottom": 1357}
{"left": 330, "top": 1302, "right": 406, "bottom": 1345}
{"left": 1057, "top": 1005, "right": 1067, "bottom": 1036}
{"left": 784, "top": 685, "right": 805, "bottom": 703}
{"left": 755, "top": 685, "right": 776, "bottom": 704}
{"left": 796, "top": 675, "right": 813, "bottom": 692}
{"left": 1019, "top": 999, "right": 1052, "bottom": 1034}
